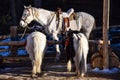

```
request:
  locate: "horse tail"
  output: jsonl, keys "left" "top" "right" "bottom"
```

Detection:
{"left": 77, "top": 33, "right": 89, "bottom": 74}
{"left": 73, "top": 33, "right": 83, "bottom": 65}
{"left": 77, "top": 33, "right": 84, "bottom": 63}
{"left": 77, "top": 33, "right": 89, "bottom": 63}
{"left": 32, "top": 36, "right": 41, "bottom": 61}
{"left": 33, "top": 35, "right": 44, "bottom": 68}
{"left": 78, "top": 38, "right": 83, "bottom": 64}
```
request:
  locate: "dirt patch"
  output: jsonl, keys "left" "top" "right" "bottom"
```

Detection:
{"left": 0, "top": 55, "right": 120, "bottom": 80}
{"left": 0, "top": 65, "right": 120, "bottom": 80}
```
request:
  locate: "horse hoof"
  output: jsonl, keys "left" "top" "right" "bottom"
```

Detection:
{"left": 81, "top": 73, "right": 85, "bottom": 77}
{"left": 37, "top": 72, "right": 43, "bottom": 77}
{"left": 75, "top": 72, "right": 80, "bottom": 77}
{"left": 54, "top": 58, "right": 60, "bottom": 63}
{"left": 31, "top": 74, "right": 38, "bottom": 78}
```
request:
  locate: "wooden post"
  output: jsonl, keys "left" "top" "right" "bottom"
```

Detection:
{"left": 102, "top": 0, "right": 110, "bottom": 69}
{"left": 10, "top": 0, "right": 17, "bottom": 26}
{"left": 10, "top": 26, "right": 18, "bottom": 56}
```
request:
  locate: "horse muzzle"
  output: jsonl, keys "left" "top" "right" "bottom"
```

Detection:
{"left": 19, "top": 20, "right": 27, "bottom": 27}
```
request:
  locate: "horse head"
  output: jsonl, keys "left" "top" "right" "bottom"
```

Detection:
{"left": 20, "top": 5, "right": 35, "bottom": 27}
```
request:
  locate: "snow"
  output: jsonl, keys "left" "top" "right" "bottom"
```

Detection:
{"left": 1, "top": 65, "right": 120, "bottom": 75}
{"left": 50, "top": 65, "right": 66, "bottom": 68}
{"left": 87, "top": 64, "right": 120, "bottom": 74}
{"left": 17, "top": 49, "right": 27, "bottom": 56}
{"left": 90, "top": 67, "right": 120, "bottom": 74}
{"left": 0, "top": 51, "right": 10, "bottom": 56}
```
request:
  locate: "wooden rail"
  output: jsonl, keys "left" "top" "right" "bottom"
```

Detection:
{"left": 0, "top": 40, "right": 110, "bottom": 46}
{"left": 0, "top": 40, "right": 62, "bottom": 46}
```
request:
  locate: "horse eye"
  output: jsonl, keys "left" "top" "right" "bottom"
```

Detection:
{"left": 28, "top": 12, "right": 30, "bottom": 16}
{"left": 23, "top": 14, "right": 27, "bottom": 17}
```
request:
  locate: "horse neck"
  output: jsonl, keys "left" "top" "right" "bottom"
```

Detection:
{"left": 34, "top": 8, "right": 55, "bottom": 27}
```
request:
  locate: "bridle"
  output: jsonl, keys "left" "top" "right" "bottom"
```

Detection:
{"left": 20, "top": 7, "right": 33, "bottom": 26}
{"left": 20, "top": 7, "right": 34, "bottom": 39}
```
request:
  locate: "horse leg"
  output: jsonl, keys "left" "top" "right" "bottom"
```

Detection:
{"left": 67, "top": 59, "right": 72, "bottom": 72}
{"left": 83, "top": 24, "right": 94, "bottom": 39}
{"left": 52, "top": 33, "right": 61, "bottom": 62}
{"left": 81, "top": 52, "right": 88, "bottom": 77}
{"left": 36, "top": 57, "right": 43, "bottom": 77}
{"left": 74, "top": 54, "right": 80, "bottom": 76}
{"left": 55, "top": 44, "right": 61, "bottom": 61}
{"left": 31, "top": 60, "right": 37, "bottom": 77}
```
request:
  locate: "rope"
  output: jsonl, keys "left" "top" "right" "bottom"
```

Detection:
{"left": 20, "top": 27, "right": 28, "bottom": 40}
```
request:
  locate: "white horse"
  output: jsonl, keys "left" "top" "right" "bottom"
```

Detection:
{"left": 26, "top": 31, "right": 47, "bottom": 77}
{"left": 73, "top": 33, "right": 89, "bottom": 77}
{"left": 64, "top": 12, "right": 95, "bottom": 39}
{"left": 65, "top": 31, "right": 89, "bottom": 77}
{"left": 19, "top": 5, "right": 95, "bottom": 61}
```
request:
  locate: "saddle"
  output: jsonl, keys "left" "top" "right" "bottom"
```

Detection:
{"left": 56, "top": 9, "right": 76, "bottom": 29}
{"left": 63, "top": 13, "right": 76, "bottom": 28}
{"left": 69, "top": 12, "right": 76, "bottom": 21}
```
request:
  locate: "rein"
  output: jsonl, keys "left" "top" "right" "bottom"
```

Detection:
{"left": 20, "top": 26, "right": 28, "bottom": 40}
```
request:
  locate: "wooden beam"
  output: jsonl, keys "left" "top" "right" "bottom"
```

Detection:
{"left": 0, "top": 40, "right": 62, "bottom": 46}
{"left": 0, "top": 35, "right": 10, "bottom": 40}
{"left": 102, "top": 0, "right": 110, "bottom": 69}
{"left": 88, "top": 40, "right": 110, "bottom": 45}
{"left": 0, "top": 41, "right": 25, "bottom": 46}
{"left": 0, "top": 40, "right": 109, "bottom": 46}
{"left": 47, "top": 40, "right": 62, "bottom": 45}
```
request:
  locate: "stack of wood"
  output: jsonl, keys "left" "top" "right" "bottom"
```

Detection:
{"left": 91, "top": 44, "right": 120, "bottom": 69}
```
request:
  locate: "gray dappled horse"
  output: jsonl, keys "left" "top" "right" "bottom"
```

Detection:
{"left": 20, "top": 5, "right": 95, "bottom": 61}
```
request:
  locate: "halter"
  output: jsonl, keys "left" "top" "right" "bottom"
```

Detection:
{"left": 21, "top": 7, "right": 34, "bottom": 26}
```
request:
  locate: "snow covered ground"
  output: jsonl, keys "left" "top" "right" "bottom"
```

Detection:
{"left": 87, "top": 64, "right": 120, "bottom": 74}
{"left": 0, "top": 64, "right": 120, "bottom": 80}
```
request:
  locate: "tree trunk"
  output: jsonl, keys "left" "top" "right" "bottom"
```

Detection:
{"left": 10, "top": 0, "right": 17, "bottom": 26}
{"left": 10, "top": 0, "right": 18, "bottom": 56}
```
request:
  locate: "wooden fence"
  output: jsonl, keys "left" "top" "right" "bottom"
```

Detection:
{"left": 0, "top": 25, "right": 120, "bottom": 56}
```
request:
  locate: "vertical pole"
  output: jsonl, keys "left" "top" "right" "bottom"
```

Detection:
{"left": 10, "top": 0, "right": 18, "bottom": 56}
{"left": 102, "top": 0, "right": 110, "bottom": 69}
{"left": 10, "top": 0, "right": 17, "bottom": 26}
{"left": 10, "top": 26, "right": 18, "bottom": 56}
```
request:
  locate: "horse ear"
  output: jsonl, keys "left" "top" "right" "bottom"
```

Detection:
{"left": 29, "top": 5, "right": 32, "bottom": 7}
{"left": 24, "top": 5, "right": 26, "bottom": 8}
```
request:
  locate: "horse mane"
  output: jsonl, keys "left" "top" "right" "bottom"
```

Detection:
{"left": 30, "top": 7, "right": 55, "bottom": 15}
